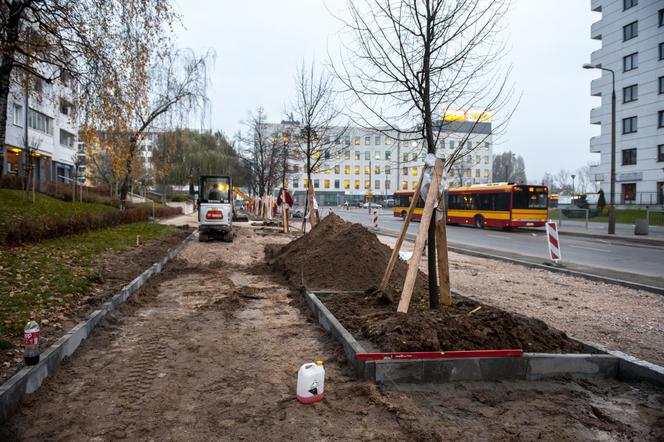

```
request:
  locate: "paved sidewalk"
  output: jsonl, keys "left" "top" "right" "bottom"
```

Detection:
{"left": 545, "top": 219, "right": 664, "bottom": 244}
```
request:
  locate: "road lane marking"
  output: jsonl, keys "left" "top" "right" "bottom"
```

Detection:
{"left": 567, "top": 244, "right": 611, "bottom": 253}
{"left": 487, "top": 234, "right": 508, "bottom": 239}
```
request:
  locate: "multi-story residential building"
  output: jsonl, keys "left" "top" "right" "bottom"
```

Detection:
{"left": 266, "top": 117, "right": 493, "bottom": 206}
{"left": 2, "top": 72, "right": 79, "bottom": 186}
{"left": 588, "top": 0, "right": 664, "bottom": 206}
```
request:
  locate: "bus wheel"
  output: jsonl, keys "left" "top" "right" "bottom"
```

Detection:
{"left": 474, "top": 215, "right": 484, "bottom": 229}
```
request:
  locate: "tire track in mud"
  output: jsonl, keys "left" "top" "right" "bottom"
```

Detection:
{"left": 117, "top": 332, "right": 168, "bottom": 410}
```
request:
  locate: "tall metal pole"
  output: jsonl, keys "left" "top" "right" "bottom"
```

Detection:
{"left": 608, "top": 71, "right": 616, "bottom": 235}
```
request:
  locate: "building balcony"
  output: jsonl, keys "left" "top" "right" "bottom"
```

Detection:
{"left": 591, "top": 0, "right": 602, "bottom": 12}
{"left": 589, "top": 136, "right": 603, "bottom": 153}
{"left": 590, "top": 107, "right": 602, "bottom": 125}
{"left": 589, "top": 49, "right": 602, "bottom": 66}
{"left": 590, "top": 20, "right": 602, "bottom": 40}
{"left": 590, "top": 78, "right": 603, "bottom": 97}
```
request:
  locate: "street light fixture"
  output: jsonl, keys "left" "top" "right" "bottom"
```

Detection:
{"left": 583, "top": 63, "right": 616, "bottom": 234}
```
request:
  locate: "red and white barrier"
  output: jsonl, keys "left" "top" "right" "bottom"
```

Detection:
{"left": 546, "top": 221, "right": 562, "bottom": 264}
{"left": 372, "top": 209, "right": 378, "bottom": 230}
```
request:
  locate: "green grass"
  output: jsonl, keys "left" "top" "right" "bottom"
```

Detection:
{"left": 549, "top": 208, "right": 663, "bottom": 225}
{"left": 0, "top": 188, "right": 116, "bottom": 231}
{"left": 0, "top": 222, "right": 176, "bottom": 338}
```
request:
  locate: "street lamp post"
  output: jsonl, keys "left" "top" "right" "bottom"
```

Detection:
{"left": 583, "top": 63, "right": 616, "bottom": 234}
{"left": 571, "top": 174, "right": 576, "bottom": 194}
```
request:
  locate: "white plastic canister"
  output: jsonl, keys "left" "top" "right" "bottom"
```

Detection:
{"left": 296, "top": 360, "right": 325, "bottom": 404}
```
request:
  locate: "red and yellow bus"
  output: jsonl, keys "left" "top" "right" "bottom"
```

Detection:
{"left": 447, "top": 184, "right": 548, "bottom": 228}
{"left": 393, "top": 190, "right": 425, "bottom": 220}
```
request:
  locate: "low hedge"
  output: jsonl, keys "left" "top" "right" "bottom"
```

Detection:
{"left": 1, "top": 206, "right": 182, "bottom": 245}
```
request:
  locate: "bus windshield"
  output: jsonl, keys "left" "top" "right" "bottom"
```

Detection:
{"left": 512, "top": 187, "right": 548, "bottom": 209}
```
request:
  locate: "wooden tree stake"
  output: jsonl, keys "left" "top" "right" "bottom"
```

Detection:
{"left": 281, "top": 188, "right": 289, "bottom": 233}
{"left": 397, "top": 159, "right": 443, "bottom": 314}
{"left": 379, "top": 173, "right": 424, "bottom": 291}
{"left": 435, "top": 184, "right": 451, "bottom": 306}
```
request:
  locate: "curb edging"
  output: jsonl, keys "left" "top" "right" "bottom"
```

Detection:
{"left": 307, "top": 291, "right": 664, "bottom": 386}
{"left": 0, "top": 230, "right": 196, "bottom": 423}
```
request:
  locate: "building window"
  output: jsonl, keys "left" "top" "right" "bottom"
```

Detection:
{"left": 385, "top": 151, "right": 391, "bottom": 160}
{"left": 344, "top": 165, "right": 350, "bottom": 174}
{"left": 623, "top": 21, "right": 638, "bottom": 41}
{"left": 659, "top": 110, "right": 664, "bottom": 128}
{"left": 344, "top": 151, "right": 350, "bottom": 160}
{"left": 659, "top": 8, "right": 664, "bottom": 27}
{"left": 623, "top": 84, "right": 638, "bottom": 103}
{"left": 374, "top": 165, "right": 380, "bottom": 174}
{"left": 364, "top": 166, "right": 370, "bottom": 175}
{"left": 623, "top": 0, "right": 637, "bottom": 10}
{"left": 374, "top": 135, "right": 381, "bottom": 145}
{"left": 314, "top": 164, "right": 320, "bottom": 173}
{"left": 334, "top": 165, "right": 340, "bottom": 174}
{"left": 364, "top": 150, "right": 370, "bottom": 160}
{"left": 411, "top": 152, "right": 418, "bottom": 161}
{"left": 293, "top": 181, "right": 299, "bottom": 189}
{"left": 401, "top": 181, "right": 408, "bottom": 190}
{"left": 59, "top": 99, "right": 73, "bottom": 116}
{"left": 402, "top": 152, "right": 408, "bottom": 162}
{"left": 385, "top": 137, "right": 392, "bottom": 145}
{"left": 375, "top": 180, "right": 380, "bottom": 189}
{"left": 412, "top": 167, "right": 418, "bottom": 176}
{"left": 402, "top": 167, "right": 408, "bottom": 176}
{"left": 374, "top": 151, "right": 380, "bottom": 160}
{"left": 623, "top": 52, "right": 638, "bottom": 72}
{"left": 484, "top": 156, "right": 489, "bottom": 164}
{"left": 657, "top": 145, "right": 664, "bottom": 162}
{"left": 28, "top": 108, "right": 53, "bottom": 135}
{"left": 354, "top": 166, "right": 360, "bottom": 175}
{"left": 484, "top": 169, "right": 490, "bottom": 178}
{"left": 621, "top": 183, "right": 636, "bottom": 203}
{"left": 622, "top": 148, "right": 637, "bottom": 165}
{"left": 466, "top": 168, "right": 471, "bottom": 177}
{"left": 354, "top": 180, "right": 360, "bottom": 189}
{"left": 475, "top": 169, "right": 480, "bottom": 177}
{"left": 355, "top": 151, "right": 360, "bottom": 160}
{"left": 344, "top": 135, "right": 350, "bottom": 145}
{"left": 314, "top": 179, "right": 319, "bottom": 188}
{"left": 362, "top": 136, "right": 369, "bottom": 145}
{"left": 303, "top": 179, "right": 308, "bottom": 188}
{"left": 622, "top": 116, "right": 637, "bottom": 134}
{"left": 324, "top": 168, "right": 331, "bottom": 175}
{"left": 334, "top": 179, "right": 340, "bottom": 189}
{"left": 364, "top": 180, "right": 370, "bottom": 189}
{"left": 660, "top": 42, "right": 664, "bottom": 60}
{"left": 385, "top": 180, "right": 391, "bottom": 189}
{"left": 659, "top": 76, "right": 664, "bottom": 94}
{"left": 324, "top": 151, "right": 330, "bottom": 160}
{"left": 12, "top": 103, "right": 23, "bottom": 126}
{"left": 344, "top": 180, "right": 350, "bottom": 189}
{"left": 324, "top": 179, "right": 330, "bottom": 189}
{"left": 354, "top": 137, "right": 360, "bottom": 145}
{"left": 412, "top": 181, "right": 417, "bottom": 189}
{"left": 292, "top": 164, "right": 299, "bottom": 173}
{"left": 385, "top": 165, "right": 391, "bottom": 175}
{"left": 60, "top": 129, "right": 75, "bottom": 147}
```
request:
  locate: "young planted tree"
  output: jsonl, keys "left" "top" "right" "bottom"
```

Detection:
{"left": 238, "top": 107, "right": 283, "bottom": 198}
{"left": 290, "top": 60, "right": 347, "bottom": 230}
{"left": 335, "top": 0, "right": 514, "bottom": 309}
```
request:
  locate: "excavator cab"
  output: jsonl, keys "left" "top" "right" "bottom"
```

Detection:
{"left": 198, "top": 176, "right": 233, "bottom": 242}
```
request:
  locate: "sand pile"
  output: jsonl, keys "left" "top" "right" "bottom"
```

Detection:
{"left": 266, "top": 213, "right": 428, "bottom": 297}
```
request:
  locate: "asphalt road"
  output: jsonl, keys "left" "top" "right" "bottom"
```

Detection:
{"left": 331, "top": 208, "right": 664, "bottom": 281}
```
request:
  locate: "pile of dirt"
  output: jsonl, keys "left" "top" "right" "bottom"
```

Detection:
{"left": 323, "top": 291, "right": 585, "bottom": 353}
{"left": 266, "top": 213, "right": 428, "bottom": 298}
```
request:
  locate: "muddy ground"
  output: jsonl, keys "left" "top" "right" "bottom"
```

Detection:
{"left": 0, "top": 226, "right": 192, "bottom": 384}
{"left": 2, "top": 223, "right": 663, "bottom": 440}
{"left": 379, "top": 235, "right": 664, "bottom": 366}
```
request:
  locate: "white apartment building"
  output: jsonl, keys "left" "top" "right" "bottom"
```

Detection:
{"left": 588, "top": 0, "right": 664, "bottom": 206}
{"left": 266, "top": 119, "right": 493, "bottom": 206}
{"left": 3, "top": 72, "right": 79, "bottom": 186}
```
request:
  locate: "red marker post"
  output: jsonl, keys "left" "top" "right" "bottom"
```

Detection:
{"left": 546, "top": 221, "right": 562, "bottom": 265}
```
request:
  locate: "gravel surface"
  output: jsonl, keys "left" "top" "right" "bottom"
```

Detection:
{"left": 379, "top": 235, "right": 664, "bottom": 366}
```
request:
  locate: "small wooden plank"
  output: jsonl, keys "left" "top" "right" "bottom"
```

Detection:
{"left": 397, "top": 159, "right": 443, "bottom": 313}
{"left": 379, "top": 173, "right": 424, "bottom": 291}
{"left": 281, "top": 189, "right": 289, "bottom": 232}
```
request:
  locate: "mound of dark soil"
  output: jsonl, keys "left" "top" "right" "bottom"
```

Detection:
{"left": 323, "top": 291, "right": 585, "bottom": 353}
{"left": 265, "top": 214, "right": 428, "bottom": 298}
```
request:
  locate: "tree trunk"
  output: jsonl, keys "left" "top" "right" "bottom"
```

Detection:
{"left": 119, "top": 140, "right": 138, "bottom": 210}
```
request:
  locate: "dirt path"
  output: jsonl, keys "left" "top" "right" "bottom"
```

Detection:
{"left": 379, "top": 235, "right": 664, "bottom": 366}
{"left": 2, "top": 227, "right": 662, "bottom": 440}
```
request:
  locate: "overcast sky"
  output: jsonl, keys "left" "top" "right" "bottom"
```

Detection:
{"left": 173, "top": 0, "right": 601, "bottom": 182}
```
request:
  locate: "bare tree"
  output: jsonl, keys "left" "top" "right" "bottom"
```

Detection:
{"left": 554, "top": 169, "right": 572, "bottom": 194}
{"left": 492, "top": 151, "right": 526, "bottom": 183}
{"left": 290, "top": 60, "right": 348, "bottom": 229}
{"left": 333, "top": 0, "right": 515, "bottom": 308}
{"left": 238, "top": 107, "right": 283, "bottom": 197}
{"left": 575, "top": 163, "right": 598, "bottom": 193}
